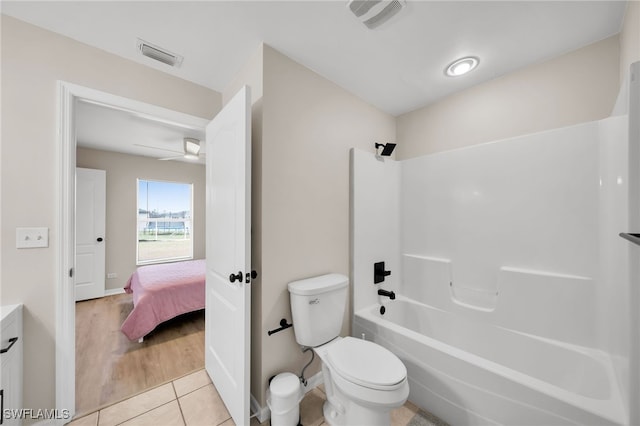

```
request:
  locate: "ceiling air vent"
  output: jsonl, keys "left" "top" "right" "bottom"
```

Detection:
{"left": 348, "top": 0, "right": 406, "bottom": 29}
{"left": 136, "top": 39, "right": 183, "bottom": 67}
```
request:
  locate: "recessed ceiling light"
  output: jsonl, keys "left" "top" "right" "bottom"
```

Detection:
{"left": 445, "top": 56, "right": 479, "bottom": 77}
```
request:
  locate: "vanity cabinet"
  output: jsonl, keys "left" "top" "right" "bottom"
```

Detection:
{"left": 1, "top": 305, "right": 23, "bottom": 426}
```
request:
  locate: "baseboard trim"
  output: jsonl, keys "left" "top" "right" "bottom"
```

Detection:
{"left": 251, "top": 392, "right": 270, "bottom": 423}
{"left": 251, "top": 371, "right": 324, "bottom": 423}
{"left": 104, "top": 288, "right": 125, "bottom": 297}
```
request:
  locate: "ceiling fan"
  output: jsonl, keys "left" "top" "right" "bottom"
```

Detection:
{"left": 134, "top": 137, "right": 204, "bottom": 161}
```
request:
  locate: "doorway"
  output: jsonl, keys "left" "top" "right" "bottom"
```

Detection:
{"left": 57, "top": 81, "right": 209, "bottom": 417}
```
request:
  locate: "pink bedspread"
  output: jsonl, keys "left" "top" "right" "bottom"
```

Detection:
{"left": 121, "top": 259, "right": 206, "bottom": 341}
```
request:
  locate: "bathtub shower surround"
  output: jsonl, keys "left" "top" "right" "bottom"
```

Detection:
{"left": 350, "top": 114, "right": 631, "bottom": 425}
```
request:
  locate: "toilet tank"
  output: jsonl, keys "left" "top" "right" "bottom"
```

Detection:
{"left": 288, "top": 273, "right": 348, "bottom": 347}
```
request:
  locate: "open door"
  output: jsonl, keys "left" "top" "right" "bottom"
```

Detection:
{"left": 205, "top": 86, "right": 252, "bottom": 425}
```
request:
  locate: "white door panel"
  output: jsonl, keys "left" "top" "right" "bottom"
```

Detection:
{"left": 205, "top": 86, "right": 252, "bottom": 426}
{"left": 75, "top": 168, "right": 106, "bottom": 301}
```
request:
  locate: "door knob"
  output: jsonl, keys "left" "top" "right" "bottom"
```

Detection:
{"left": 97, "top": 237, "right": 103, "bottom": 242}
{"left": 229, "top": 271, "right": 243, "bottom": 283}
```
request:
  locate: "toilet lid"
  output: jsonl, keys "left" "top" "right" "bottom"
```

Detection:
{"left": 327, "top": 337, "right": 406, "bottom": 389}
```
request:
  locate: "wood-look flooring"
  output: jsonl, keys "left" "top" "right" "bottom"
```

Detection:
{"left": 75, "top": 293, "right": 205, "bottom": 416}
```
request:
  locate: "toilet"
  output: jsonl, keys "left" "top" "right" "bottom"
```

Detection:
{"left": 288, "top": 273, "right": 409, "bottom": 426}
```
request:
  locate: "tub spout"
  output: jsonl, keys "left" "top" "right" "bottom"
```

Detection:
{"left": 378, "top": 289, "right": 396, "bottom": 300}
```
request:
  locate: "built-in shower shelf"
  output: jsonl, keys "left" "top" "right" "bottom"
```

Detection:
{"left": 619, "top": 233, "right": 640, "bottom": 246}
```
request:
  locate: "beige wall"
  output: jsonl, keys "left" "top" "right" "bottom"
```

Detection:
{"left": 620, "top": 0, "right": 640, "bottom": 83}
{"left": 225, "top": 45, "right": 396, "bottom": 407}
{"left": 76, "top": 148, "right": 206, "bottom": 291}
{"left": 0, "top": 15, "right": 221, "bottom": 414}
{"left": 223, "top": 46, "right": 264, "bottom": 104}
{"left": 397, "top": 36, "right": 620, "bottom": 159}
{"left": 256, "top": 46, "right": 396, "bottom": 405}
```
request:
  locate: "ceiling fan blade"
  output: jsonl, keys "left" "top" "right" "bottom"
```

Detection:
{"left": 134, "top": 143, "right": 182, "bottom": 154}
{"left": 158, "top": 155, "right": 183, "bottom": 161}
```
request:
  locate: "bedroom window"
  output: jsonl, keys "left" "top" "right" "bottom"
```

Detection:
{"left": 137, "top": 179, "right": 194, "bottom": 265}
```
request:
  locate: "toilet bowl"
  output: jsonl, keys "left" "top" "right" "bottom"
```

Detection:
{"left": 288, "top": 274, "right": 409, "bottom": 426}
{"left": 315, "top": 337, "right": 409, "bottom": 426}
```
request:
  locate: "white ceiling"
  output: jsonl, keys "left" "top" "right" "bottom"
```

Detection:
{"left": 75, "top": 100, "right": 207, "bottom": 164}
{"left": 2, "top": 1, "right": 627, "bottom": 117}
{"left": 2, "top": 1, "right": 627, "bottom": 160}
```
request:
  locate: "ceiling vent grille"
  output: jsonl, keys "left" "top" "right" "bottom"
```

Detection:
{"left": 136, "top": 39, "right": 183, "bottom": 67}
{"left": 348, "top": 0, "right": 406, "bottom": 29}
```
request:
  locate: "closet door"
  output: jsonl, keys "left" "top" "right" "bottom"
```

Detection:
{"left": 75, "top": 168, "right": 106, "bottom": 301}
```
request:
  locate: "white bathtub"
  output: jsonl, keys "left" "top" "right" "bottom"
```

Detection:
{"left": 353, "top": 297, "right": 626, "bottom": 425}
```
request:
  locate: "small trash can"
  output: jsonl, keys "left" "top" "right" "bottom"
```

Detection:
{"left": 267, "top": 372, "right": 302, "bottom": 426}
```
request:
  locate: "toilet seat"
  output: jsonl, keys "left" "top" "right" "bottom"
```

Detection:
{"left": 326, "top": 337, "right": 407, "bottom": 391}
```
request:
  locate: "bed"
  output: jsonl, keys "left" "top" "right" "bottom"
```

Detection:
{"left": 121, "top": 259, "right": 206, "bottom": 341}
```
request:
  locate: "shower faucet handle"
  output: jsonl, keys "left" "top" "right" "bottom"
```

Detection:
{"left": 374, "top": 261, "right": 391, "bottom": 284}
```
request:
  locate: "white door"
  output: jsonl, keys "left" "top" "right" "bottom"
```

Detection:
{"left": 75, "top": 168, "right": 106, "bottom": 301}
{"left": 205, "top": 86, "right": 252, "bottom": 425}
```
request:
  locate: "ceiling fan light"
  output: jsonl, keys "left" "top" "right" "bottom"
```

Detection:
{"left": 184, "top": 137, "right": 201, "bottom": 155}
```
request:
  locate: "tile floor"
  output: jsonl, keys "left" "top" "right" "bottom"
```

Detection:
{"left": 67, "top": 368, "right": 425, "bottom": 426}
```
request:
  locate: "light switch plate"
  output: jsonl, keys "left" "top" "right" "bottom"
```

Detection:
{"left": 16, "top": 227, "right": 49, "bottom": 248}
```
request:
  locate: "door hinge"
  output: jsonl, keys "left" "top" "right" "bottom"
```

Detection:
{"left": 69, "top": 268, "right": 74, "bottom": 278}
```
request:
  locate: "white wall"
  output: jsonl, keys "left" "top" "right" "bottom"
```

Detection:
{"left": 0, "top": 15, "right": 221, "bottom": 415}
{"left": 625, "top": 60, "right": 640, "bottom": 426}
{"left": 350, "top": 149, "right": 401, "bottom": 314}
{"left": 352, "top": 115, "right": 631, "bottom": 420}
{"left": 596, "top": 115, "right": 631, "bottom": 414}
{"left": 76, "top": 148, "right": 207, "bottom": 291}
{"left": 353, "top": 122, "right": 608, "bottom": 349}
{"left": 399, "top": 120, "right": 630, "bottom": 349}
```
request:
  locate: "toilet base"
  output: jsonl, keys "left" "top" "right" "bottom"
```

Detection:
{"left": 322, "top": 395, "right": 393, "bottom": 426}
